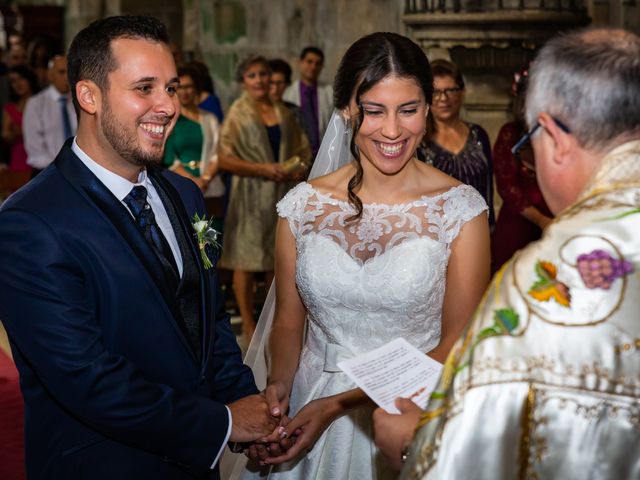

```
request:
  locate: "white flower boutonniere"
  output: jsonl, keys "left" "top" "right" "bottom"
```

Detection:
{"left": 192, "top": 213, "right": 221, "bottom": 270}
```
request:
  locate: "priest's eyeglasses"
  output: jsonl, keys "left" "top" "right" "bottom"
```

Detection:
{"left": 511, "top": 117, "right": 571, "bottom": 157}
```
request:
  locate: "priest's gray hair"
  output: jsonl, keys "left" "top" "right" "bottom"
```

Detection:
{"left": 525, "top": 28, "right": 640, "bottom": 150}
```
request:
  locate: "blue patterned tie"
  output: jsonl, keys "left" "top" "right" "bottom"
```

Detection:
{"left": 123, "top": 185, "right": 179, "bottom": 279}
{"left": 59, "top": 96, "right": 72, "bottom": 141}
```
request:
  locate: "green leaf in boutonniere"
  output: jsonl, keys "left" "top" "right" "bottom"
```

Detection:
{"left": 192, "top": 213, "right": 221, "bottom": 270}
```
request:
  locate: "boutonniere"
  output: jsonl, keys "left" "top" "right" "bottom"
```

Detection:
{"left": 192, "top": 213, "right": 221, "bottom": 269}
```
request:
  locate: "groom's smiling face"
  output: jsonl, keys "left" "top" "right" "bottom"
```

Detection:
{"left": 98, "top": 37, "right": 180, "bottom": 168}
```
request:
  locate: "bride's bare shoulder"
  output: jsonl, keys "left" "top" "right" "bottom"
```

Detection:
{"left": 307, "top": 163, "right": 355, "bottom": 197}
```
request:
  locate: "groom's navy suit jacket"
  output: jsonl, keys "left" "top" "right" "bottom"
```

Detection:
{"left": 0, "top": 141, "right": 257, "bottom": 479}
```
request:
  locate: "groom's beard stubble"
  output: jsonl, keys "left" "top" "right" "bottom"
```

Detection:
{"left": 101, "top": 98, "right": 169, "bottom": 169}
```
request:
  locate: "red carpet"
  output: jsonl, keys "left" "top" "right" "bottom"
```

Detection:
{"left": 0, "top": 349, "right": 25, "bottom": 480}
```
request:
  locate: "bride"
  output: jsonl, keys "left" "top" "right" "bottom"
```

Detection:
{"left": 242, "top": 32, "right": 490, "bottom": 479}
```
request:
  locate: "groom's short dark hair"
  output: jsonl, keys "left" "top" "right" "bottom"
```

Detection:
{"left": 67, "top": 15, "right": 170, "bottom": 115}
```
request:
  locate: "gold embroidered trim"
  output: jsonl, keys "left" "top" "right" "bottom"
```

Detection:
{"left": 614, "top": 338, "right": 640, "bottom": 355}
{"left": 518, "top": 384, "right": 536, "bottom": 480}
{"left": 469, "top": 356, "right": 640, "bottom": 394}
{"left": 415, "top": 407, "right": 446, "bottom": 430}
{"left": 540, "top": 389, "right": 640, "bottom": 431}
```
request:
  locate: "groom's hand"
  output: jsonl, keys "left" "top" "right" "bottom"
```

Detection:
{"left": 228, "top": 394, "right": 279, "bottom": 442}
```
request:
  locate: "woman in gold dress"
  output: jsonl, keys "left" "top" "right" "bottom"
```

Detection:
{"left": 218, "top": 55, "right": 310, "bottom": 344}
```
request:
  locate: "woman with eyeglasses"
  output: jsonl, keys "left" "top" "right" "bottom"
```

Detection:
{"left": 418, "top": 59, "right": 494, "bottom": 226}
{"left": 490, "top": 69, "right": 553, "bottom": 273}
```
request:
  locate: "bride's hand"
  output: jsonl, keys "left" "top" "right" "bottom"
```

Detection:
{"left": 262, "top": 396, "right": 341, "bottom": 465}
{"left": 245, "top": 415, "right": 292, "bottom": 464}
{"left": 264, "top": 381, "right": 290, "bottom": 418}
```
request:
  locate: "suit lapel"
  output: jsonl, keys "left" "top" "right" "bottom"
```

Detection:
{"left": 55, "top": 143, "right": 197, "bottom": 360}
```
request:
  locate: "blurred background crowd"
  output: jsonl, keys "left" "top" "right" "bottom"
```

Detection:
{"left": 0, "top": 2, "right": 637, "bottom": 479}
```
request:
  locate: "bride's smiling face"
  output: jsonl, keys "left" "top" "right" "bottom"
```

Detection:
{"left": 348, "top": 75, "right": 427, "bottom": 176}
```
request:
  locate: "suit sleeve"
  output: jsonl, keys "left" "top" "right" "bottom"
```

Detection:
{"left": 208, "top": 270, "right": 259, "bottom": 402}
{"left": 0, "top": 206, "right": 232, "bottom": 476}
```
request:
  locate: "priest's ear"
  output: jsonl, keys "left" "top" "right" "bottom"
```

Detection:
{"left": 538, "top": 112, "right": 575, "bottom": 167}
{"left": 75, "top": 80, "right": 101, "bottom": 115}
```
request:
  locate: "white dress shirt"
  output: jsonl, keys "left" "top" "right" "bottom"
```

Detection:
{"left": 24, "top": 85, "right": 78, "bottom": 169}
{"left": 71, "top": 139, "right": 232, "bottom": 468}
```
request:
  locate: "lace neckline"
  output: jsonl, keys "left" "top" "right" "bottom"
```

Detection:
{"left": 303, "top": 182, "right": 468, "bottom": 210}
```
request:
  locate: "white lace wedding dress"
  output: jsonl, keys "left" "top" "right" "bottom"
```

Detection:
{"left": 246, "top": 181, "right": 487, "bottom": 479}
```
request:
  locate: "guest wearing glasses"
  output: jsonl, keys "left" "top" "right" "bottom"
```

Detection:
{"left": 418, "top": 59, "right": 494, "bottom": 226}
{"left": 163, "top": 65, "right": 224, "bottom": 218}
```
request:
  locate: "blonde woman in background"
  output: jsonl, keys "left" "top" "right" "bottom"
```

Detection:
{"left": 218, "top": 55, "right": 310, "bottom": 344}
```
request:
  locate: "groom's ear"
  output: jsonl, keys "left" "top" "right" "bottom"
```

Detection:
{"left": 76, "top": 80, "right": 100, "bottom": 115}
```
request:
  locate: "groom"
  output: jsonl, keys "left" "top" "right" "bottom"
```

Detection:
{"left": 0, "top": 16, "right": 277, "bottom": 480}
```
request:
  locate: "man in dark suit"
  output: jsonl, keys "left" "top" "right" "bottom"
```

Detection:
{"left": 0, "top": 16, "right": 277, "bottom": 479}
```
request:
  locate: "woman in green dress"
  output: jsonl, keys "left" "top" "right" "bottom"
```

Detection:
{"left": 164, "top": 65, "right": 224, "bottom": 217}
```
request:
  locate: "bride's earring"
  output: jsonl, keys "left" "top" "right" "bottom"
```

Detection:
{"left": 342, "top": 110, "right": 352, "bottom": 137}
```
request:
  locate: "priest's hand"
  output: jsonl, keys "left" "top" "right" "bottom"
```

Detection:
{"left": 373, "top": 397, "right": 423, "bottom": 471}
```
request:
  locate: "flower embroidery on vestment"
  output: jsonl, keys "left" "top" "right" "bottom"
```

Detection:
{"left": 528, "top": 261, "right": 571, "bottom": 307}
{"left": 477, "top": 308, "right": 520, "bottom": 340}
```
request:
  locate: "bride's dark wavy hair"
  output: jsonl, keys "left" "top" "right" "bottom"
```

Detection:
{"left": 333, "top": 32, "right": 433, "bottom": 222}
